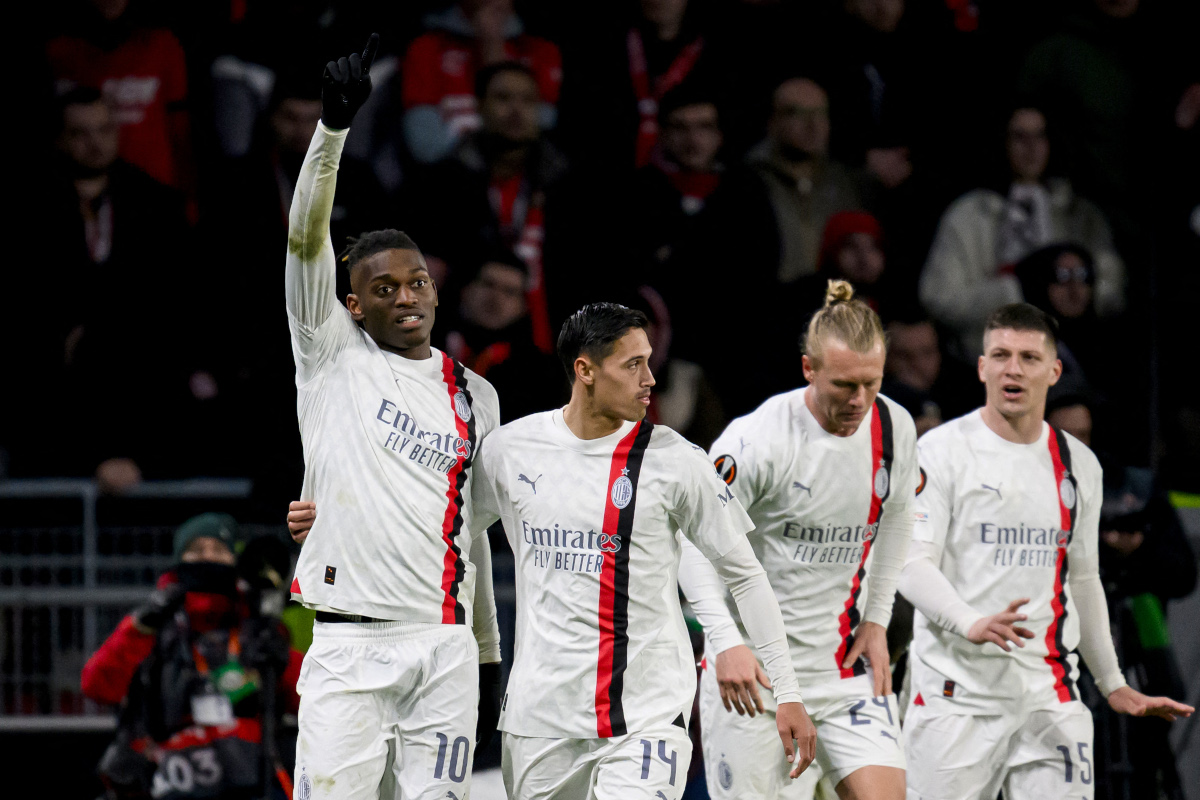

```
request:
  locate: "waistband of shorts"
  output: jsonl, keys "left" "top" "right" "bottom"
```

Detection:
{"left": 311, "top": 617, "right": 462, "bottom": 643}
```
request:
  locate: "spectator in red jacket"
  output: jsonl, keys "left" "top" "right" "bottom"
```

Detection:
{"left": 401, "top": 0, "right": 562, "bottom": 163}
{"left": 83, "top": 513, "right": 301, "bottom": 799}
{"left": 47, "top": 0, "right": 193, "bottom": 198}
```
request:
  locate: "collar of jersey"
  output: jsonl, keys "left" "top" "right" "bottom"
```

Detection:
{"left": 548, "top": 407, "right": 638, "bottom": 453}
{"left": 381, "top": 347, "right": 444, "bottom": 377}
{"left": 969, "top": 408, "right": 1050, "bottom": 450}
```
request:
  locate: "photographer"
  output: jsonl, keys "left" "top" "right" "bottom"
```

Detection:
{"left": 82, "top": 513, "right": 302, "bottom": 799}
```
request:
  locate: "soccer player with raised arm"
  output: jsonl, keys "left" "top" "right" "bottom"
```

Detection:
{"left": 898, "top": 303, "right": 1192, "bottom": 800}
{"left": 678, "top": 281, "right": 916, "bottom": 800}
{"left": 284, "top": 36, "right": 503, "bottom": 800}
{"left": 475, "top": 303, "right": 816, "bottom": 799}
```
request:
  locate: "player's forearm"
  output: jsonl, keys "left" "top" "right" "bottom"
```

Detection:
{"left": 470, "top": 526, "right": 502, "bottom": 663}
{"left": 862, "top": 507, "right": 912, "bottom": 628}
{"left": 898, "top": 545, "right": 983, "bottom": 637}
{"left": 677, "top": 538, "right": 743, "bottom": 654}
{"left": 711, "top": 539, "right": 803, "bottom": 704}
{"left": 285, "top": 123, "right": 346, "bottom": 330}
{"left": 1070, "top": 555, "right": 1127, "bottom": 696}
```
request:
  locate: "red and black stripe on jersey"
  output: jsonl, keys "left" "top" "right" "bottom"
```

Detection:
{"left": 834, "top": 398, "right": 894, "bottom": 679}
{"left": 1045, "top": 425, "right": 1078, "bottom": 702}
{"left": 595, "top": 420, "right": 654, "bottom": 738}
{"left": 437, "top": 354, "right": 478, "bottom": 625}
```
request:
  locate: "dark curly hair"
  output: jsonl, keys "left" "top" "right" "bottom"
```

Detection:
{"left": 338, "top": 229, "right": 422, "bottom": 272}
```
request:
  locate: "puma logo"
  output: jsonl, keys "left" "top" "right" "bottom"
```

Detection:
{"left": 655, "top": 792, "right": 670, "bottom": 800}
{"left": 793, "top": 481, "right": 812, "bottom": 497}
{"left": 445, "top": 792, "right": 459, "bottom": 800}
{"left": 518, "top": 473, "right": 542, "bottom": 494}
{"left": 982, "top": 483, "right": 1002, "bottom": 499}
{"left": 880, "top": 730, "right": 898, "bottom": 743}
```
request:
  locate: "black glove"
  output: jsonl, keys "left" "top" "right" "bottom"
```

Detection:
{"left": 477, "top": 661, "right": 503, "bottom": 750}
{"left": 132, "top": 583, "right": 187, "bottom": 631}
{"left": 321, "top": 33, "right": 379, "bottom": 130}
{"left": 240, "top": 617, "right": 291, "bottom": 677}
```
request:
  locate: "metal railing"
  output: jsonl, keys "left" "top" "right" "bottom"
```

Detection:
{"left": 0, "top": 478, "right": 256, "bottom": 731}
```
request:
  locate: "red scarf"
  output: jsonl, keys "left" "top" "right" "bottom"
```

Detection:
{"left": 627, "top": 29, "right": 705, "bottom": 167}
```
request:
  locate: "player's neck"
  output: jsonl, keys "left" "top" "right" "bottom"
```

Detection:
{"left": 562, "top": 398, "right": 624, "bottom": 441}
{"left": 378, "top": 339, "right": 433, "bottom": 361}
{"left": 981, "top": 403, "right": 1044, "bottom": 444}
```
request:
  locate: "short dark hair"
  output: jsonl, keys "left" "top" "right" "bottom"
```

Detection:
{"left": 557, "top": 303, "right": 649, "bottom": 382}
{"left": 983, "top": 303, "right": 1059, "bottom": 350}
{"left": 55, "top": 86, "right": 105, "bottom": 133}
{"left": 658, "top": 83, "right": 719, "bottom": 126}
{"left": 475, "top": 61, "right": 538, "bottom": 101}
{"left": 339, "top": 229, "right": 422, "bottom": 273}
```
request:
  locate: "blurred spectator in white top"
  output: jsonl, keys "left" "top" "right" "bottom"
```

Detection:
{"left": 919, "top": 106, "right": 1125, "bottom": 358}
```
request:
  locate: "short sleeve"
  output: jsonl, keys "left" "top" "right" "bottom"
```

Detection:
{"left": 708, "top": 417, "right": 767, "bottom": 510}
{"left": 669, "top": 440, "right": 754, "bottom": 561}
{"left": 402, "top": 34, "right": 447, "bottom": 109}
{"left": 1067, "top": 441, "right": 1102, "bottom": 563}
{"left": 469, "top": 439, "right": 503, "bottom": 531}
{"left": 911, "top": 437, "right": 953, "bottom": 549}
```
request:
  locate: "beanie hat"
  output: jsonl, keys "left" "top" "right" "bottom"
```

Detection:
{"left": 173, "top": 513, "right": 241, "bottom": 562}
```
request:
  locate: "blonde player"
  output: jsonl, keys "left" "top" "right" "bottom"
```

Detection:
{"left": 899, "top": 303, "right": 1192, "bottom": 800}
{"left": 474, "top": 302, "right": 815, "bottom": 799}
{"left": 290, "top": 303, "right": 817, "bottom": 799}
{"left": 285, "top": 36, "right": 503, "bottom": 800}
{"left": 680, "top": 280, "right": 916, "bottom": 800}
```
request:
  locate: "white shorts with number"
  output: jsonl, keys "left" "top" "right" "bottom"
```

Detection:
{"left": 904, "top": 701, "right": 1094, "bottom": 800}
{"left": 501, "top": 719, "right": 692, "bottom": 800}
{"left": 699, "top": 663, "right": 905, "bottom": 798}
{"left": 294, "top": 619, "right": 479, "bottom": 800}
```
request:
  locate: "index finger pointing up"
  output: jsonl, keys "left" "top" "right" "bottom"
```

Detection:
{"left": 361, "top": 33, "right": 380, "bottom": 73}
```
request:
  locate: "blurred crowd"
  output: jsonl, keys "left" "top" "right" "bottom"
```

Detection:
{"left": 5, "top": 0, "right": 1200, "bottom": 502}
{"left": 10, "top": 1, "right": 1197, "bottom": 796}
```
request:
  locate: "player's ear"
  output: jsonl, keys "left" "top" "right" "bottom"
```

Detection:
{"left": 574, "top": 356, "right": 594, "bottom": 386}
{"left": 1048, "top": 358, "right": 1063, "bottom": 386}
{"left": 801, "top": 354, "right": 815, "bottom": 384}
{"left": 346, "top": 293, "right": 365, "bottom": 322}
{"left": 977, "top": 354, "right": 986, "bottom": 383}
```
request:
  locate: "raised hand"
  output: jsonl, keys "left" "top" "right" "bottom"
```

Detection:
{"left": 966, "top": 597, "right": 1035, "bottom": 652}
{"left": 321, "top": 33, "right": 380, "bottom": 130}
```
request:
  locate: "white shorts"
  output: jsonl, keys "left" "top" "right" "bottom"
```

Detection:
{"left": 904, "top": 701, "right": 1095, "bottom": 800}
{"left": 699, "top": 663, "right": 905, "bottom": 798}
{"left": 501, "top": 719, "right": 693, "bottom": 800}
{"left": 294, "top": 619, "right": 479, "bottom": 800}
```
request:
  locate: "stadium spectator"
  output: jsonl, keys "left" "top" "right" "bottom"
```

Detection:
{"left": 406, "top": 61, "right": 568, "bottom": 353}
{"left": 788, "top": 211, "right": 912, "bottom": 318}
{"left": 28, "top": 87, "right": 198, "bottom": 489}
{"left": 438, "top": 251, "right": 566, "bottom": 423}
{"left": 83, "top": 514, "right": 301, "bottom": 800}
{"left": 919, "top": 106, "right": 1125, "bottom": 358}
{"left": 747, "top": 77, "right": 864, "bottom": 283}
{"left": 401, "top": 0, "right": 562, "bottom": 164}
{"left": 46, "top": 0, "right": 193, "bottom": 197}
{"left": 624, "top": 85, "right": 773, "bottom": 302}
{"left": 882, "top": 317, "right": 975, "bottom": 437}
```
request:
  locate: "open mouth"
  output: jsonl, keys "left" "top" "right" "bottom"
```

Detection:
{"left": 1002, "top": 383, "right": 1025, "bottom": 401}
{"left": 394, "top": 313, "right": 424, "bottom": 329}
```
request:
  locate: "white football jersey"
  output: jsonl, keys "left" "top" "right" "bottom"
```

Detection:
{"left": 474, "top": 410, "right": 753, "bottom": 739}
{"left": 286, "top": 124, "right": 500, "bottom": 624}
{"left": 910, "top": 410, "right": 1101, "bottom": 714}
{"left": 706, "top": 389, "right": 917, "bottom": 686}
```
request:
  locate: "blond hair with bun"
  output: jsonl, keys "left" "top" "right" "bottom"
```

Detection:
{"left": 803, "top": 280, "right": 886, "bottom": 366}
